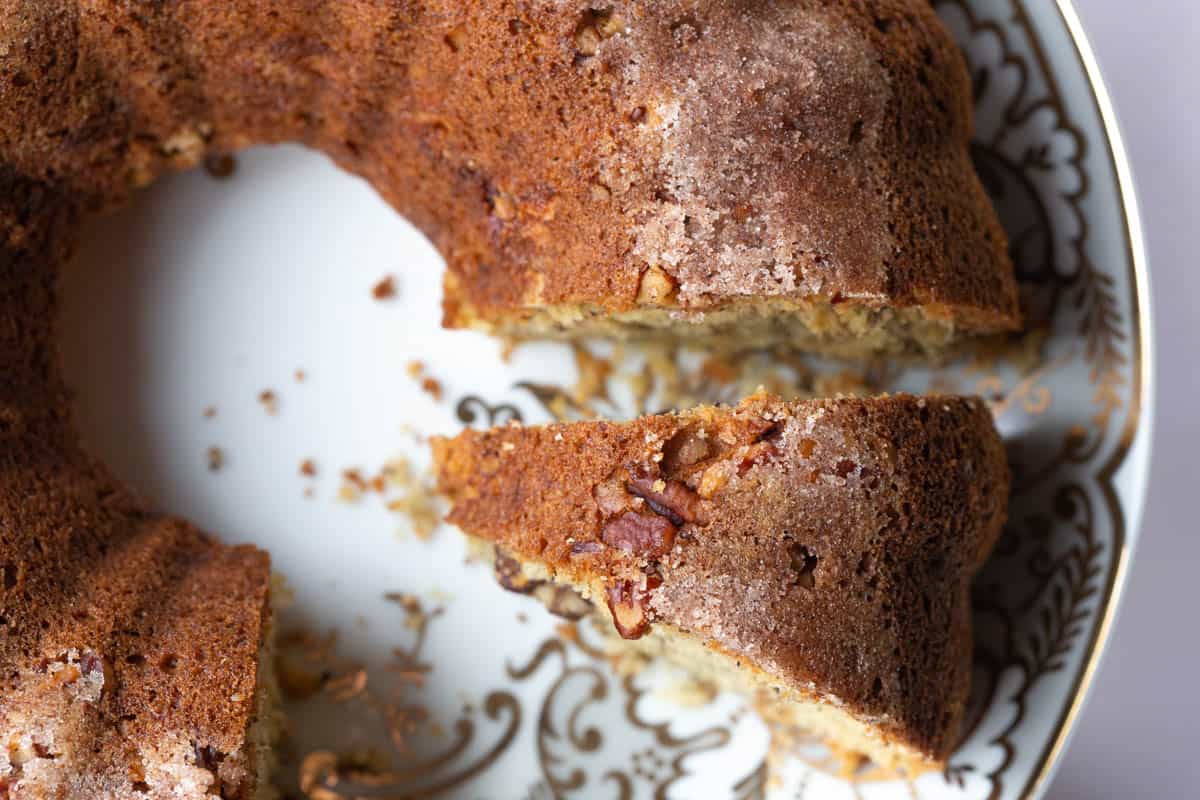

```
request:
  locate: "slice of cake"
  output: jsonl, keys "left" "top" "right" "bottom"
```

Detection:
{"left": 433, "top": 392, "right": 1009, "bottom": 771}
{"left": 0, "top": 516, "right": 281, "bottom": 800}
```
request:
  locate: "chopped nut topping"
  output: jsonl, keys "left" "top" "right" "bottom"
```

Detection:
{"left": 493, "top": 549, "right": 539, "bottom": 594}
{"left": 627, "top": 476, "right": 708, "bottom": 525}
{"left": 602, "top": 510, "right": 676, "bottom": 558}
{"left": 605, "top": 575, "right": 660, "bottom": 639}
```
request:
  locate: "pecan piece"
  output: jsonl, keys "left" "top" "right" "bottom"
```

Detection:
{"left": 627, "top": 476, "right": 707, "bottom": 525}
{"left": 534, "top": 584, "right": 593, "bottom": 621}
{"left": 605, "top": 575, "right": 661, "bottom": 639}
{"left": 601, "top": 510, "right": 676, "bottom": 558}
{"left": 494, "top": 549, "right": 540, "bottom": 594}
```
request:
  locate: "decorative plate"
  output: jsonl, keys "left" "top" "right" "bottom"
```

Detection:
{"left": 58, "top": 1, "right": 1151, "bottom": 798}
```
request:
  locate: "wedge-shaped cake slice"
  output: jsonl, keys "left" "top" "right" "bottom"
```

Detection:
{"left": 433, "top": 392, "right": 1008, "bottom": 772}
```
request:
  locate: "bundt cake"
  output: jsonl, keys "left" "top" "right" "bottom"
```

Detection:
{"left": 433, "top": 393, "right": 1010, "bottom": 771}
{"left": 1, "top": 0, "right": 1016, "bottom": 793}
{"left": 1, "top": 0, "right": 1017, "bottom": 359}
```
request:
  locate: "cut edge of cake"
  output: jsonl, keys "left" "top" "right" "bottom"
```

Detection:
{"left": 445, "top": 291, "right": 1017, "bottom": 361}
{"left": 466, "top": 534, "right": 948, "bottom": 774}
{"left": 433, "top": 391, "right": 1010, "bottom": 772}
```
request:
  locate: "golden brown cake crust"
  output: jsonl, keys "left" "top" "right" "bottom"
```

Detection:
{"left": 1, "top": 0, "right": 1017, "bottom": 345}
{"left": 434, "top": 393, "right": 1010, "bottom": 761}
{"left": 0, "top": 175, "right": 271, "bottom": 798}
{"left": 0, "top": 0, "right": 1014, "bottom": 790}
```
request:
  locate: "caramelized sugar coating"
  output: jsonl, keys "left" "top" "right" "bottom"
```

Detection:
{"left": 1, "top": 1, "right": 1017, "bottom": 352}
{"left": 435, "top": 393, "right": 1009, "bottom": 766}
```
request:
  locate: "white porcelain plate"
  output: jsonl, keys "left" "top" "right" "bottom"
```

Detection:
{"left": 59, "top": 1, "right": 1151, "bottom": 798}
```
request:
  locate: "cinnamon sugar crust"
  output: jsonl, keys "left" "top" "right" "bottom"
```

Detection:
{"left": 2, "top": 0, "right": 1016, "bottom": 354}
{"left": 434, "top": 393, "right": 1010, "bottom": 765}
{"left": 2, "top": 0, "right": 1015, "bottom": 792}
{"left": 0, "top": 175, "right": 274, "bottom": 797}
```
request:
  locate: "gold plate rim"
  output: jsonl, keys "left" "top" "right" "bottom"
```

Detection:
{"left": 1020, "top": 1, "right": 1154, "bottom": 797}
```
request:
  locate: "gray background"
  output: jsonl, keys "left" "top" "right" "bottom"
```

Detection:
{"left": 1049, "top": 2, "right": 1198, "bottom": 798}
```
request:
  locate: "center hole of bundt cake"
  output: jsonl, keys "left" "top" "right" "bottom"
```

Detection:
{"left": 55, "top": 143, "right": 467, "bottom": 566}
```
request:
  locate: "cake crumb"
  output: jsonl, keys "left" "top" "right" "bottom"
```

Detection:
{"left": 206, "top": 446, "right": 224, "bottom": 472}
{"left": 303, "top": 486, "right": 315, "bottom": 499}
{"left": 300, "top": 459, "right": 317, "bottom": 477}
{"left": 372, "top": 275, "right": 397, "bottom": 300}
{"left": 342, "top": 469, "right": 368, "bottom": 492}
{"left": 335, "top": 457, "right": 443, "bottom": 540}
{"left": 295, "top": 368, "right": 307, "bottom": 382}
{"left": 420, "top": 376, "right": 443, "bottom": 402}
{"left": 570, "top": 343, "right": 613, "bottom": 409}
{"left": 258, "top": 389, "right": 278, "bottom": 415}
{"left": 284, "top": 588, "right": 453, "bottom": 793}
{"left": 381, "top": 457, "right": 441, "bottom": 539}
{"left": 202, "top": 405, "right": 217, "bottom": 419}
{"left": 406, "top": 361, "right": 444, "bottom": 402}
